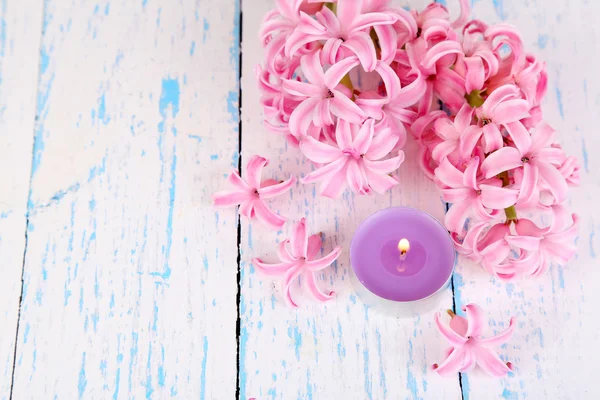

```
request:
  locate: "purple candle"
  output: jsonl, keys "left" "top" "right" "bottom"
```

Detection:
{"left": 350, "top": 207, "right": 455, "bottom": 303}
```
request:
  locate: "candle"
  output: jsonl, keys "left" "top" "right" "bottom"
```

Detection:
{"left": 350, "top": 207, "right": 455, "bottom": 316}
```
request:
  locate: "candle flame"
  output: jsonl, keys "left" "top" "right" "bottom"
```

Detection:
{"left": 398, "top": 238, "right": 410, "bottom": 256}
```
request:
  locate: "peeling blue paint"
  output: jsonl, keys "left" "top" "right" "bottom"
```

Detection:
{"left": 200, "top": 336, "right": 208, "bottom": 399}
{"left": 581, "top": 138, "right": 589, "bottom": 173}
{"left": 537, "top": 34, "right": 549, "bottom": 49}
{"left": 78, "top": 353, "right": 87, "bottom": 399}
{"left": 555, "top": 88, "right": 564, "bottom": 119}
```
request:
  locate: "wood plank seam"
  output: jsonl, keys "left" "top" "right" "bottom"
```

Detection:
{"left": 7, "top": 1, "right": 47, "bottom": 397}
{"left": 235, "top": 2, "right": 243, "bottom": 400}
{"left": 434, "top": 1, "right": 466, "bottom": 398}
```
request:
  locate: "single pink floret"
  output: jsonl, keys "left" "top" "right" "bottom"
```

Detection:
{"left": 252, "top": 218, "right": 342, "bottom": 307}
{"left": 213, "top": 155, "right": 296, "bottom": 230}
{"left": 433, "top": 304, "right": 516, "bottom": 378}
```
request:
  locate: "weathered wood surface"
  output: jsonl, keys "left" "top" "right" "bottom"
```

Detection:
{"left": 4, "top": 1, "right": 241, "bottom": 398}
{"left": 0, "top": 0, "right": 598, "bottom": 399}
{"left": 0, "top": 1, "right": 42, "bottom": 397}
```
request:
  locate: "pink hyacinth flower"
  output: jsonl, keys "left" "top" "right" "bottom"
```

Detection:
{"left": 436, "top": 157, "right": 518, "bottom": 235}
{"left": 433, "top": 304, "right": 516, "bottom": 378}
{"left": 507, "top": 205, "right": 579, "bottom": 277}
{"left": 301, "top": 118, "right": 404, "bottom": 198}
{"left": 252, "top": 218, "right": 342, "bottom": 307}
{"left": 460, "top": 85, "right": 531, "bottom": 156}
{"left": 481, "top": 122, "right": 568, "bottom": 204}
{"left": 286, "top": 0, "right": 397, "bottom": 71}
{"left": 452, "top": 222, "right": 518, "bottom": 280}
{"left": 213, "top": 155, "right": 296, "bottom": 230}
{"left": 283, "top": 52, "right": 366, "bottom": 138}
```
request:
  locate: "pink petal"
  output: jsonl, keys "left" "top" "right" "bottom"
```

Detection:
{"left": 433, "top": 347, "right": 467, "bottom": 378}
{"left": 333, "top": 119, "right": 353, "bottom": 150}
{"left": 464, "top": 57, "right": 485, "bottom": 93}
{"left": 445, "top": 200, "right": 472, "bottom": 234}
{"left": 482, "top": 123, "right": 503, "bottom": 153}
{"left": 330, "top": 93, "right": 366, "bottom": 124}
{"left": 422, "top": 41, "right": 463, "bottom": 71}
{"left": 463, "top": 304, "right": 486, "bottom": 338}
{"left": 320, "top": 164, "right": 349, "bottom": 198}
{"left": 259, "top": 176, "right": 297, "bottom": 199}
{"left": 283, "top": 79, "right": 324, "bottom": 98}
{"left": 227, "top": 170, "right": 251, "bottom": 192}
{"left": 477, "top": 317, "right": 516, "bottom": 347}
{"left": 537, "top": 162, "right": 568, "bottom": 203}
{"left": 342, "top": 33, "right": 378, "bottom": 72}
{"left": 365, "top": 127, "right": 398, "bottom": 160}
{"left": 536, "top": 148, "right": 566, "bottom": 166}
{"left": 346, "top": 161, "right": 366, "bottom": 194}
{"left": 253, "top": 200, "right": 286, "bottom": 230}
{"left": 479, "top": 185, "right": 519, "bottom": 209}
{"left": 452, "top": 0, "right": 471, "bottom": 29}
{"left": 353, "top": 119, "right": 375, "bottom": 155}
{"left": 213, "top": 191, "right": 252, "bottom": 207}
{"left": 281, "top": 264, "right": 304, "bottom": 308}
{"left": 300, "top": 136, "right": 343, "bottom": 163}
{"left": 431, "top": 140, "right": 458, "bottom": 164}
{"left": 450, "top": 315, "right": 469, "bottom": 337}
{"left": 306, "top": 246, "right": 342, "bottom": 271}
{"left": 351, "top": 12, "right": 397, "bottom": 32}
{"left": 481, "top": 147, "right": 523, "bottom": 178}
{"left": 313, "top": 97, "right": 334, "bottom": 128}
{"left": 392, "top": 74, "right": 427, "bottom": 108}
{"left": 481, "top": 84, "right": 520, "bottom": 115}
{"left": 306, "top": 234, "right": 322, "bottom": 260}
{"left": 305, "top": 272, "right": 335, "bottom": 303}
{"left": 505, "top": 121, "right": 532, "bottom": 155}
{"left": 435, "top": 158, "right": 464, "bottom": 188}
{"left": 442, "top": 188, "right": 473, "bottom": 204}
{"left": 289, "top": 97, "right": 321, "bottom": 138}
{"left": 252, "top": 258, "right": 294, "bottom": 277}
{"left": 290, "top": 218, "right": 309, "bottom": 258}
{"left": 277, "top": 239, "right": 296, "bottom": 263}
{"left": 473, "top": 346, "right": 513, "bottom": 377}
{"left": 505, "top": 235, "right": 541, "bottom": 251}
{"left": 374, "top": 25, "right": 398, "bottom": 64}
{"left": 491, "top": 99, "right": 531, "bottom": 124}
{"left": 246, "top": 155, "right": 269, "bottom": 189}
{"left": 517, "top": 163, "right": 539, "bottom": 204}
{"left": 530, "top": 122, "right": 555, "bottom": 153}
{"left": 324, "top": 56, "right": 360, "bottom": 89}
{"left": 315, "top": 7, "right": 341, "bottom": 34}
{"left": 364, "top": 169, "right": 400, "bottom": 194}
{"left": 435, "top": 312, "right": 468, "bottom": 347}
{"left": 462, "top": 157, "right": 480, "bottom": 190}
{"left": 301, "top": 50, "right": 326, "bottom": 87}
{"left": 336, "top": 0, "right": 362, "bottom": 29}
{"left": 238, "top": 199, "right": 255, "bottom": 218}
{"left": 375, "top": 61, "right": 401, "bottom": 100}
{"left": 459, "top": 125, "right": 483, "bottom": 160}
{"left": 285, "top": 30, "right": 328, "bottom": 59}
{"left": 302, "top": 157, "right": 348, "bottom": 184}
{"left": 364, "top": 152, "right": 404, "bottom": 174}
{"left": 454, "top": 104, "right": 475, "bottom": 132}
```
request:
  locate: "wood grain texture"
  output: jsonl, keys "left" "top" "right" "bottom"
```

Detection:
{"left": 0, "top": 0, "right": 43, "bottom": 397}
{"left": 10, "top": 0, "right": 240, "bottom": 398}
{"left": 239, "top": 1, "right": 462, "bottom": 399}
{"left": 443, "top": 1, "right": 600, "bottom": 399}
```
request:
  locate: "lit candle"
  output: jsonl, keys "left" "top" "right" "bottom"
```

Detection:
{"left": 350, "top": 207, "right": 455, "bottom": 316}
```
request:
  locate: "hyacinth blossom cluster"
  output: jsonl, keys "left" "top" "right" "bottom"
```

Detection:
{"left": 257, "top": 0, "right": 580, "bottom": 280}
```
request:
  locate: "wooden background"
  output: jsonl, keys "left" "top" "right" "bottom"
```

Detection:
{"left": 0, "top": 0, "right": 598, "bottom": 398}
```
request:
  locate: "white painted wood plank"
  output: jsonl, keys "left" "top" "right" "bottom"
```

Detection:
{"left": 240, "top": 1, "right": 462, "bottom": 399}
{"left": 443, "top": 0, "right": 600, "bottom": 398}
{"left": 11, "top": 1, "right": 240, "bottom": 398}
{"left": 0, "top": 0, "right": 43, "bottom": 397}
